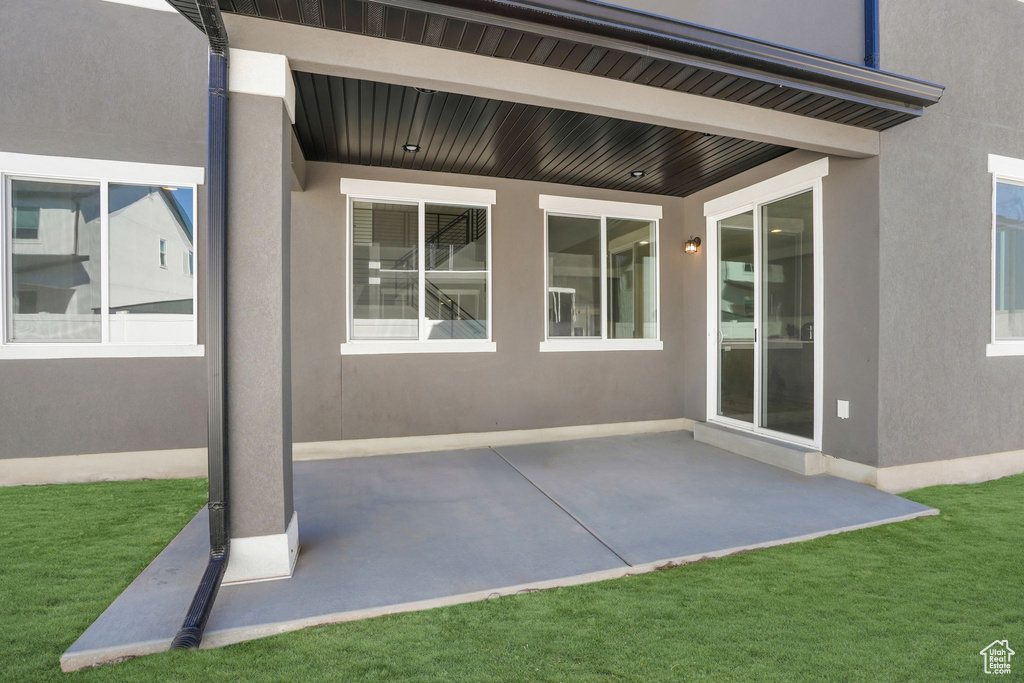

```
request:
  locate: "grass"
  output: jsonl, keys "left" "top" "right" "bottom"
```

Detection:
{"left": 1, "top": 475, "right": 1021, "bottom": 681}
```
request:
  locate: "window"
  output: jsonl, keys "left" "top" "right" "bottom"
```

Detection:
{"left": 540, "top": 195, "right": 662, "bottom": 352}
{"left": 341, "top": 179, "right": 495, "bottom": 354}
{"left": 13, "top": 204, "right": 39, "bottom": 240}
{"left": 989, "top": 154, "right": 1024, "bottom": 356}
{"left": 1, "top": 152, "right": 202, "bottom": 357}
{"left": 184, "top": 250, "right": 194, "bottom": 277}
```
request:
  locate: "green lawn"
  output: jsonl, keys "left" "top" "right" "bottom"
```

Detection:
{"left": 1, "top": 474, "right": 1021, "bottom": 681}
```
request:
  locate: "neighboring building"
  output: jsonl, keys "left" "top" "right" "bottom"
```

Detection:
{"left": 1, "top": 0, "right": 1023, "bottom": 581}
{"left": 11, "top": 181, "right": 195, "bottom": 344}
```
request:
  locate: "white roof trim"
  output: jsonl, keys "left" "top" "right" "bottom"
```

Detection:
{"left": 0, "top": 151, "right": 204, "bottom": 186}
{"left": 340, "top": 178, "right": 496, "bottom": 205}
{"left": 229, "top": 49, "right": 297, "bottom": 124}
{"left": 538, "top": 195, "right": 663, "bottom": 219}
{"left": 704, "top": 157, "right": 829, "bottom": 217}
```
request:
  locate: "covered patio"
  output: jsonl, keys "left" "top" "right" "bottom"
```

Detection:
{"left": 62, "top": 431, "right": 934, "bottom": 671}
{"left": 75, "top": 0, "right": 948, "bottom": 672}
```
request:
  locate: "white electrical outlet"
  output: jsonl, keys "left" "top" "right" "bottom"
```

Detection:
{"left": 837, "top": 400, "right": 850, "bottom": 420}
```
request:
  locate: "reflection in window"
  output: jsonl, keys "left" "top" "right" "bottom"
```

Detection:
{"left": 424, "top": 203, "right": 488, "bottom": 340}
{"left": 761, "top": 190, "right": 814, "bottom": 439}
{"left": 108, "top": 184, "right": 195, "bottom": 343}
{"left": 8, "top": 179, "right": 102, "bottom": 342}
{"left": 425, "top": 273, "right": 487, "bottom": 340}
{"left": 425, "top": 204, "right": 487, "bottom": 271}
{"left": 4, "top": 178, "right": 197, "bottom": 345}
{"left": 546, "top": 212, "right": 659, "bottom": 340}
{"left": 14, "top": 204, "right": 40, "bottom": 240}
{"left": 351, "top": 201, "right": 419, "bottom": 339}
{"left": 349, "top": 198, "right": 490, "bottom": 342}
{"left": 607, "top": 218, "right": 656, "bottom": 339}
{"left": 995, "top": 180, "right": 1024, "bottom": 340}
{"left": 717, "top": 210, "right": 755, "bottom": 423}
{"left": 547, "top": 215, "right": 602, "bottom": 338}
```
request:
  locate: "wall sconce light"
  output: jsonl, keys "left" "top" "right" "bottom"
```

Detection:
{"left": 684, "top": 236, "right": 702, "bottom": 254}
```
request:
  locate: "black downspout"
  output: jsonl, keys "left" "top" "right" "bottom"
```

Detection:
{"left": 170, "top": 1, "right": 230, "bottom": 651}
{"left": 864, "top": 0, "right": 880, "bottom": 69}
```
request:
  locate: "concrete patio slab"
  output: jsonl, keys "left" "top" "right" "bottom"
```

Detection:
{"left": 62, "top": 431, "right": 936, "bottom": 671}
{"left": 494, "top": 432, "right": 936, "bottom": 566}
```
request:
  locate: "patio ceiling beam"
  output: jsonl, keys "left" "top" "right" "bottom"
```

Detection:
{"left": 223, "top": 14, "right": 880, "bottom": 159}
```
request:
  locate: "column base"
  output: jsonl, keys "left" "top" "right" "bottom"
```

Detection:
{"left": 223, "top": 511, "right": 299, "bottom": 584}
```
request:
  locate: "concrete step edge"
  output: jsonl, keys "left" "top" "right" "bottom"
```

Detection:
{"left": 692, "top": 422, "right": 825, "bottom": 475}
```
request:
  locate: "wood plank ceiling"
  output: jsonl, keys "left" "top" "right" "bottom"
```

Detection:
{"left": 293, "top": 74, "right": 792, "bottom": 197}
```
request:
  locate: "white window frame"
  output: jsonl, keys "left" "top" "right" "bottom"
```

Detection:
{"left": 158, "top": 237, "right": 168, "bottom": 268}
{"left": 539, "top": 195, "right": 663, "bottom": 352}
{"left": 987, "top": 154, "right": 1024, "bottom": 357}
{"left": 703, "top": 158, "right": 827, "bottom": 450}
{"left": 339, "top": 178, "right": 496, "bottom": 355}
{"left": 0, "top": 152, "right": 204, "bottom": 359}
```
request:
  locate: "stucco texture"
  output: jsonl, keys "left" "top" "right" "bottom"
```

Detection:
{"left": 876, "top": 0, "right": 1024, "bottom": 466}
{"left": 0, "top": 0, "right": 208, "bottom": 459}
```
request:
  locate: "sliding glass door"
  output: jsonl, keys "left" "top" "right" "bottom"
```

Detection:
{"left": 712, "top": 189, "right": 818, "bottom": 444}
{"left": 717, "top": 210, "right": 755, "bottom": 423}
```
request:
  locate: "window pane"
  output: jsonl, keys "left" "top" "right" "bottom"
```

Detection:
{"left": 995, "top": 181, "right": 1024, "bottom": 340}
{"left": 548, "top": 215, "right": 602, "bottom": 338}
{"left": 718, "top": 210, "right": 755, "bottom": 423}
{"left": 425, "top": 272, "right": 487, "bottom": 339}
{"left": 108, "top": 184, "right": 195, "bottom": 343}
{"left": 761, "top": 190, "right": 814, "bottom": 439}
{"left": 424, "top": 204, "right": 487, "bottom": 271}
{"left": 8, "top": 179, "right": 101, "bottom": 342}
{"left": 352, "top": 201, "right": 419, "bottom": 339}
{"left": 607, "top": 218, "right": 656, "bottom": 339}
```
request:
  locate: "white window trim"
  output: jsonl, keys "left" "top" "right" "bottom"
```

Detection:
{"left": 99, "top": 0, "right": 177, "bottom": 11}
{"left": 703, "top": 159, "right": 827, "bottom": 450}
{"left": 988, "top": 154, "right": 1024, "bottom": 357}
{"left": 340, "top": 179, "right": 496, "bottom": 355}
{"left": 539, "top": 339, "right": 663, "bottom": 352}
{"left": 540, "top": 196, "right": 663, "bottom": 351}
{"left": 340, "top": 340, "right": 496, "bottom": 355}
{"left": 341, "top": 179, "right": 496, "bottom": 206}
{"left": 0, "top": 344, "right": 205, "bottom": 360}
{"left": 0, "top": 152, "right": 204, "bottom": 359}
{"left": 539, "top": 194, "right": 663, "bottom": 220}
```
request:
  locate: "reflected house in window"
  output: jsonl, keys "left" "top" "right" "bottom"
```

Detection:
{"left": 10, "top": 180, "right": 194, "bottom": 344}
{"left": 107, "top": 184, "right": 194, "bottom": 343}
{"left": 10, "top": 180, "right": 103, "bottom": 342}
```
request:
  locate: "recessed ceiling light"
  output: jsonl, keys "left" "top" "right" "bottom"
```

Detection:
{"left": 630, "top": 170, "right": 646, "bottom": 178}
{"left": 403, "top": 143, "right": 421, "bottom": 153}
{"left": 770, "top": 228, "right": 783, "bottom": 233}
{"left": 415, "top": 87, "right": 437, "bottom": 94}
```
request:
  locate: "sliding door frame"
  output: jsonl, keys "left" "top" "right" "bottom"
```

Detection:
{"left": 704, "top": 159, "right": 827, "bottom": 449}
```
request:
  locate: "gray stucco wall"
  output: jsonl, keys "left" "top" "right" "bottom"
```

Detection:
{"left": 291, "top": 163, "right": 690, "bottom": 443}
{"left": 0, "top": 0, "right": 209, "bottom": 459}
{"left": 681, "top": 150, "right": 882, "bottom": 466}
{"left": 226, "top": 93, "right": 294, "bottom": 537}
{"left": 293, "top": 151, "right": 883, "bottom": 468}
{"left": 613, "top": 0, "right": 865, "bottom": 64}
{"left": 875, "top": 0, "right": 1024, "bottom": 466}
